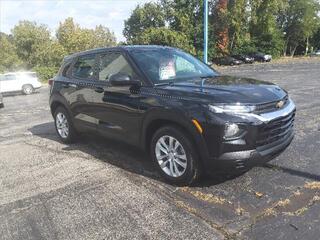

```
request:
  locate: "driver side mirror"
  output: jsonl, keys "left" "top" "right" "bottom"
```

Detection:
{"left": 109, "top": 73, "right": 141, "bottom": 87}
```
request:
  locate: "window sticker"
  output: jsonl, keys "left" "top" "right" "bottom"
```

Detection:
{"left": 159, "top": 58, "right": 176, "bottom": 80}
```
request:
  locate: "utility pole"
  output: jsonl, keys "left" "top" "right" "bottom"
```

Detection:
{"left": 203, "top": 0, "right": 208, "bottom": 63}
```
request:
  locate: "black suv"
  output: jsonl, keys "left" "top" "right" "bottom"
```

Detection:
{"left": 49, "top": 45, "right": 295, "bottom": 185}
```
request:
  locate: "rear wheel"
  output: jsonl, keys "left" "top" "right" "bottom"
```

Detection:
{"left": 150, "top": 126, "right": 201, "bottom": 185}
{"left": 54, "top": 106, "right": 77, "bottom": 143}
{"left": 22, "top": 85, "right": 34, "bottom": 95}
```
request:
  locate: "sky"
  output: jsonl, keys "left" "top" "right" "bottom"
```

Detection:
{"left": 0, "top": 0, "right": 156, "bottom": 42}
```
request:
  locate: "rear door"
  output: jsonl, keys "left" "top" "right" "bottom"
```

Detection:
{"left": 63, "top": 54, "right": 99, "bottom": 131}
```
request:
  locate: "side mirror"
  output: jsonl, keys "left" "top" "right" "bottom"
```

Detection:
{"left": 109, "top": 73, "right": 141, "bottom": 87}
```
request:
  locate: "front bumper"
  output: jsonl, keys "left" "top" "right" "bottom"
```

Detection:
{"left": 214, "top": 130, "right": 294, "bottom": 170}
{"left": 202, "top": 99, "right": 296, "bottom": 171}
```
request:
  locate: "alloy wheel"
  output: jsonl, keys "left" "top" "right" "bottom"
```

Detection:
{"left": 56, "top": 112, "right": 69, "bottom": 139}
{"left": 155, "top": 135, "right": 187, "bottom": 177}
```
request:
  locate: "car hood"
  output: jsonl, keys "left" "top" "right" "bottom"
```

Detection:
{"left": 155, "top": 75, "right": 287, "bottom": 105}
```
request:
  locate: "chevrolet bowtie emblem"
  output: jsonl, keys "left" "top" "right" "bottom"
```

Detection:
{"left": 276, "top": 100, "right": 284, "bottom": 108}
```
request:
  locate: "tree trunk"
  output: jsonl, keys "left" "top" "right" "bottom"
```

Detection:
{"left": 283, "top": 40, "right": 288, "bottom": 57}
{"left": 229, "top": 32, "right": 235, "bottom": 53}
{"left": 305, "top": 37, "right": 309, "bottom": 56}
{"left": 290, "top": 45, "right": 297, "bottom": 57}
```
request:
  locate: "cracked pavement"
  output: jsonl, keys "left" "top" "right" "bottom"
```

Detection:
{"left": 0, "top": 58, "right": 319, "bottom": 239}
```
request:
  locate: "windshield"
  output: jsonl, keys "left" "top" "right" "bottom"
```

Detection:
{"left": 130, "top": 48, "right": 218, "bottom": 84}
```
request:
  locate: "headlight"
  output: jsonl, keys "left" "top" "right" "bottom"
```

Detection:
{"left": 209, "top": 104, "right": 256, "bottom": 114}
{"left": 224, "top": 123, "right": 240, "bottom": 138}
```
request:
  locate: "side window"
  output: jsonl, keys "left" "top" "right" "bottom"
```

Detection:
{"left": 98, "top": 52, "right": 136, "bottom": 81}
{"left": 4, "top": 74, "right": 16, "bottom": 80}
{"left": 72, "top": 55, "right": 96, "bottom": 79}
{"left": 175, "top": 55, "right": 197, "bottom": 73}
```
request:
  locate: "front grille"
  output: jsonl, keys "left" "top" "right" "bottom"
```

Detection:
{"left": 255, "top": 96, "right": 289, "bottom": 114}
{"left": 256, "top": 110, "right": 295, "bottom": 147}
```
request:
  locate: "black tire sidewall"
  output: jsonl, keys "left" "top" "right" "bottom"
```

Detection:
{"left": 54, "top": 106, "right": 76, "bottom": 143}
{"left": 150, "top": 126, "right": 200, "bottom": 185}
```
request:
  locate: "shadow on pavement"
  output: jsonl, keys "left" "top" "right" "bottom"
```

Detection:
{"left": 2, "top": 91, "right": 40, "bottom": 97}
{"left": 264, "top": 163, "right": 320, "bottom": 181}
{"left": 29, "top": 122, "right": 250, "bottom": 186}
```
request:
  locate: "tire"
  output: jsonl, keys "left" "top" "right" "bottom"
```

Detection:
{"left": 54, "top": 106, "right": 77, "bottom": 143}
{"left": 150, "top": 125, "right": 201, "bottom": 186}
{"left": 22, "top": 85, "right": 34, "bottom": 95}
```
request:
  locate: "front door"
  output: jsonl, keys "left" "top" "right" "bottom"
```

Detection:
{"left": 90, "top": 51, "right": 144, "bottom": 145}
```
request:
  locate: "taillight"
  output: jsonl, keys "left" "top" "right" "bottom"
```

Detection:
{"left": 48, "top": 79, "right": 54, "bottom": 86}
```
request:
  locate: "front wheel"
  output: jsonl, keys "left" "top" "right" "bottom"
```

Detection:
{"left": 150, "top": 126, "right": 201, "bottom": 185}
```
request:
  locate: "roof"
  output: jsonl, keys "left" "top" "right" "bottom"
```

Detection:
{"left": 64, "top": 45, "right": 177, "bottom": 61}
{"left": 2, "top": 71, "right": 36, "bottom": 75}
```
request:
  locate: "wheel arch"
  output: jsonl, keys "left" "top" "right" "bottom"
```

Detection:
{"left": 49, "top": 94, "right": 71, "bottom": 117}
{"left": 141, "top": 111, "right": 209, "bottom": 165}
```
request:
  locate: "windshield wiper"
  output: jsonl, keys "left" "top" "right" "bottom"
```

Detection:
{"left": 200, "top": 75, "right": 217, "bottom": 79}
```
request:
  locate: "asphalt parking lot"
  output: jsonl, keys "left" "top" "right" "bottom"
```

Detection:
{"left": 0, "top": 58, "right": 319, "bottom": 240}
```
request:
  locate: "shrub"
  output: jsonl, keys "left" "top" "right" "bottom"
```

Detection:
{"left": 33, "top": 66, "right": 59, "bottom": 83}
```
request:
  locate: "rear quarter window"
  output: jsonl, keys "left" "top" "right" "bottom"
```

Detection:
{"left": 72, "top": 55, "right": 96, "bottom": 80}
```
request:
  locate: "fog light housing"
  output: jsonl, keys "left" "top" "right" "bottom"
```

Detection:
{"left": 224, "top": 123, "right": 240, "bottom": 139}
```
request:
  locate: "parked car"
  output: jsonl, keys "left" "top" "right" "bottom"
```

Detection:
{"left": 0, "top": 92, "right": 3, "bottom": 108}
{"left": 250, "top": 52, "right": 272, "bottom": 62}
{"left": 0, "top": 72, "right": 42, "bottom": 95}
{"left": 50, "top": 45, "right": 295, "bottom": 185}
{"left": 310, "top": 50, "right": 320, "bottom": 57}
{"left": 213, "top": 56, "right": 243, "bottom": 66}
{"left": 232, "top": 54, "right": 254, "bottom": 64}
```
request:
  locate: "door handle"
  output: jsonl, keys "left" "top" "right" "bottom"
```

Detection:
{"left": 62, "top": 83, "right": 77, "bottom": 88}
{"left": 94, "top": 87, "right": 104, "bottom": 93}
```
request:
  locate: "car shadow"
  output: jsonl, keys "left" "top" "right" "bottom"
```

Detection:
{"left": 2, "top": 91, "right": 40, "bottom": 97}
{"left": 29, "top": 122, "right": 246, "bottom": 186}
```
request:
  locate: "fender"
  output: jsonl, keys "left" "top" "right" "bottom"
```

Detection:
{"left": 49, "top": 92, "right": 72, "bottom": 117}
{"left": 140, "top": 107, "right": 210, "bottom": 164}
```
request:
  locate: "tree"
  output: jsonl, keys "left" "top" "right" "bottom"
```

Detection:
{"left": 162, "top": 0, "right": 204, "bottom": 52}
{"left": 32, "top": 41, "right": 66, "bottom": 67}
{"left": 213, "top": 0, "right": 229, "bottom": 54}
{"left": 137, "top": 27, "right": 196, "bottom": 54}
{"left": 249, "top": 0, "right": 286, "bottom": 56}
{"left": 0, "top": 33, "right": 23, "bottom": 72}
{"left": 93, "top": 25, "right": 117, "bottom": 48}
{"left": 227, "top": 0, "right": 251, "bottom": 54}
{"left": 123, "top": 3, "right": 166, "bottom": 43}
{"left": 57, "top": 18, "right": 116, "bottom": 54}
{"left": 280, "top": 0, "right": 320, "bottom": 56}
{"left": 12, "top": 21, "right": 51, "bottom": 68}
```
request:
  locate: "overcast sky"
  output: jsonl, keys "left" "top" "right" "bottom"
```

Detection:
{"left": 0, "top": 0, "right": 156, "bottom": 42}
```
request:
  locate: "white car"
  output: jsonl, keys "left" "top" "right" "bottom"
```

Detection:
{"left": 0, "top": 72, "right": 42, "bottom": 95}
{"left": 310, "top": 50, "right": 320, "bottom": 57}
